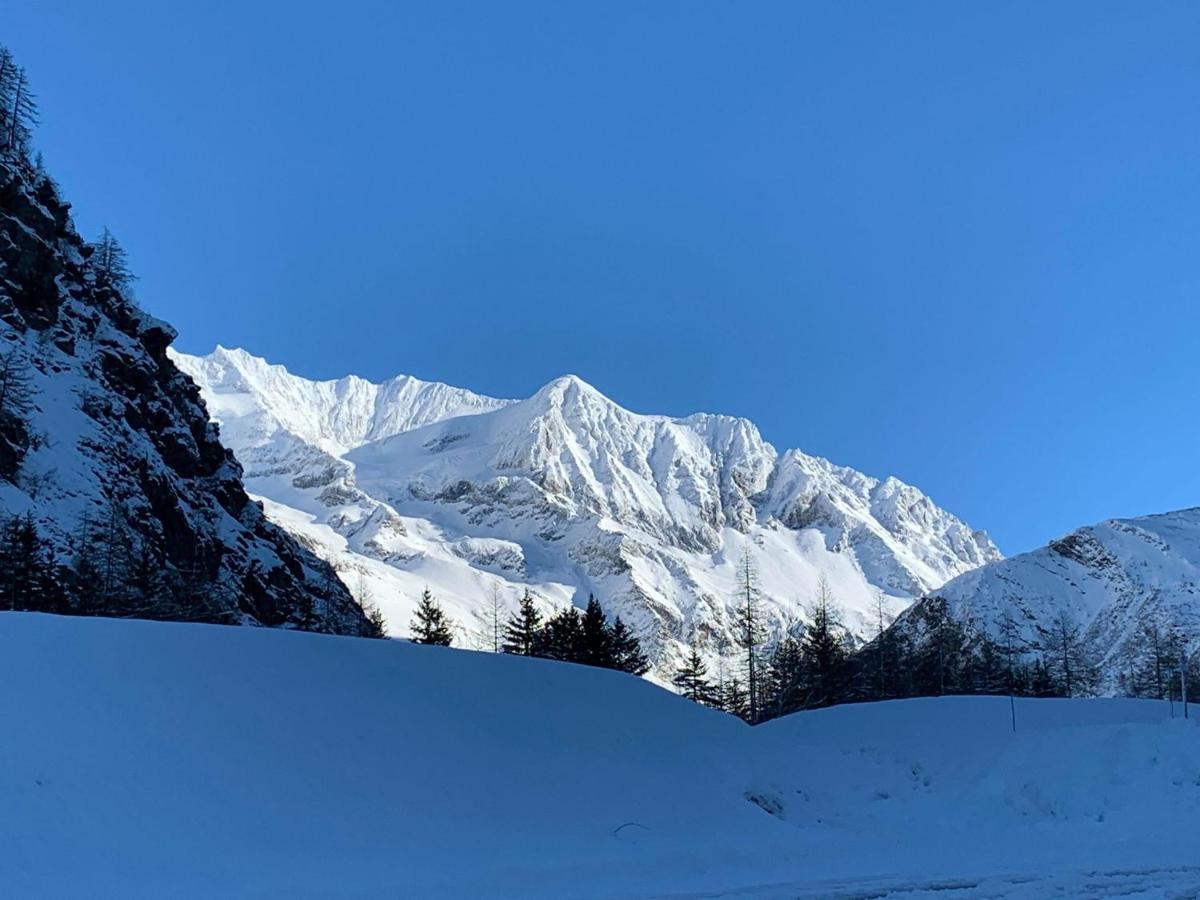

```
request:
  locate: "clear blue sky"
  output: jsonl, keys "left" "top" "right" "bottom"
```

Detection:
{"left": 6, "top": 2, "right": 1199, "bottom": 554}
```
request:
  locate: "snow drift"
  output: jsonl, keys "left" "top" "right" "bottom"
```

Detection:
{"left": 2, "top": 612, "right": 1197, "bottom": 898}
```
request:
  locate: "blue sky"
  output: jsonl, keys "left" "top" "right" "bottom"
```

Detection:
{"left": 6, "top": 2, "right": 1198, "bottom": 554}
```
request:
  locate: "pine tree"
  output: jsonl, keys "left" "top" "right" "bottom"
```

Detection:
{"left": 0, "top": 48, "right": 38, "bottom": 159}
{"left": 410, "top": 587, "right": 453, "bottom": 646}
{"left": 502, "top": 589, "right": 542, "bottom": 655}
{"left": 0, "top": 350, "right": 34, "bottom": 421}
{"left": 733, "top": 547, "right": 768, "bottom": 722}
{"left": 0, "top": 514, "right": 61, "bottom": 612}
{"left": 673, "top": 643, "right": 717, "bottom": 705}
{"left": 89, "top": 228, "right": 136, "bottom": 294}
{"left": 538, "top": 606, "right": 584, "bottom": 660}
{"left": 721, "top": 676, "right": 750, "bottom": 721}
{"left": 765, "top": 634, "right": 805, "bottom": 718}
{"left": 125, "top": 537, "right": 166, "bottom": 616}
{"left": 579, "top": 595, "right": 615, "bottom": 666}
{"left": 801, "top": 575, "right": 847, "bottom": 708}
{"left": 610, "top": 616, "right": 650, "bottom": 675}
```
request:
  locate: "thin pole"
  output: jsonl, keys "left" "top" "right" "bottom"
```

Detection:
{"left": 1182, "top": 650, "right": 1189, "bottom": 720}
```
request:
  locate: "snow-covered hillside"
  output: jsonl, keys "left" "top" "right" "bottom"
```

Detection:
{"left": 894, "top": 507, "right": 1200, "bottom": 692}
{"left": 2, "top": 612, "right": 1197, "bottom": 898}
{"left": 174, "top": 348, "right": 998, "bottom": 672}
{"left": 171, "top": 346, "right": 1000, "bottom": 674}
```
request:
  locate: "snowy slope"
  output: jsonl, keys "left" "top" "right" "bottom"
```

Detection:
{"left": 895, "top": 507, "right": 1200, "bottom": 690}
{"left": 2, "top": 612, "right": 1197, "bottom": 898}
{"left": 172, "top": 347, "right": 999, "bottom": 674}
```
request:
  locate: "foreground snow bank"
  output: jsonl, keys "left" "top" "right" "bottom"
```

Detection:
{"left": 0, "top": 614, "right": 1196, "bottom": 898}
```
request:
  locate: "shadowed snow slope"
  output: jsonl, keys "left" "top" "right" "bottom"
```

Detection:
{"left": 2, "top": 613, "right": 1197, "bottom": 898}
{"left": 171, "top": 347, "right": 1000, "bottom": 676}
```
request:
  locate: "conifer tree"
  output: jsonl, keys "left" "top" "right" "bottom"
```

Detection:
{"left": 801, "top": 576, "right": 848, "bottom": 709}
{"left": 0, "top": 514, "right": 61, "bottom": 612}
{"left": 733, "top": 547, "right": 768, "bottom": 722}
{"left": 0, "top": 350, "right": 34, "bottom": 422}
{"left": 502, "top": 589, "right": 542, "bottom": 655}
{"left": 610, "top": 616, "right": 650, "bottom": 675}
{"left": 538, "top": 606, "right": 584, "bottom": 660}
{"left": 579, "top": 595, "right": 615, "bottom": 666}
{"left": 765, "top": 634, "right": 805, "bottom": 718}
{"left": 721, "top": 676, "right": 750, "bottom": 721}
{"left": 0, "top": 48, "right": 37, "bottom": 159}
{"left": 410, "top": 587, "right": 453, "bottom": 646}
{"left": 90, "top": 228, "right": 136, "bottom": 293}
{"left": 673, "top": 643, "right": 717, "bottom": 706}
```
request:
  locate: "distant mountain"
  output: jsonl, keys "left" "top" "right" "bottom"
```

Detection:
{"left": 0, "top": 54, "right": 372, "bottom": 634}
{"left": 891, "top": 507, "right": 1200, "bottom": 692}
{"left": 172, "top": 347, "right": 999, "bottom": 674}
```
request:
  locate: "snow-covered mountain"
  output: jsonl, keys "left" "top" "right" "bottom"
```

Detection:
{"left": 893, "top": 507, "right": 1200, "bottom": 691}
{"left": 173, "top": 347, "right": 998, "bottom": 673}
{"left": 0, "top": 137, "right": 370, "bottom": 634}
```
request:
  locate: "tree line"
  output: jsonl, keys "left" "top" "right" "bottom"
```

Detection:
{"left": 674, "top": 551, "right": 1199, "bottom": 725}
{"left": 409, "top": 586, "right": 650, "bottom": 676}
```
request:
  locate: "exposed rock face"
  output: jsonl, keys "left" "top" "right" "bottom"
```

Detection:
{"left": 172, "top": 347, "right": 1001, "bottom": 673}
{"left": 0, "top": 154, "right": 372, "bottom": 635}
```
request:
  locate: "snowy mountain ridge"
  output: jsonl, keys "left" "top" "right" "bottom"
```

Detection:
{"left": 171, "top": 346, "right": 1001, "bottom": 674}
{"left": 893, "top": 506, "right": 1200, "bottom": 691}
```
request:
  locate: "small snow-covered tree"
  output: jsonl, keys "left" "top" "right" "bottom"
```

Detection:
{"left": 410, "top": 587, "right": 453, "bottom": 646}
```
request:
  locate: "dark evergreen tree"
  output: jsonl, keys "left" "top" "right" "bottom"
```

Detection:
{"left": 579, "top": 595, "right": 615, "bottom": 666}
{"left": 610, "top": 616, "right": 650, "bottom": 675}
{"left": 0, "top": 514, "right": 62, "bottom": 612}
{"left": 0, "top": 47, "right": 37, "bottom": 159}
{"left": 410, "top": 587, "right": 454, "bottom": 645}
{"left": 673, "top": 643, "right": 718, "bottom": 706}
{"left": 764, "top": 634, "right": 805, "bottom": 718}
{"left": 1030, "top": 655, "right": 1056, "bottom": 696}
{"left": 89, "top": 228, "right": 136, "bottom": 294}
{"left": 125, "top": 537, "right": 167, "bottom": 615}
{"left": 0, "top": 350, "right": 34, "bottom": 421}
{"left": 538, "top": 606, "right": 584, "bottom": 661}
{"left": 502, "top": 589, "right": 542, "bottom": 655}
{"left": 800, "top": 577, "right": 847, "bottom": 708}
{"left": 720, "top": 676, "right": 750, "bottom": 721}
